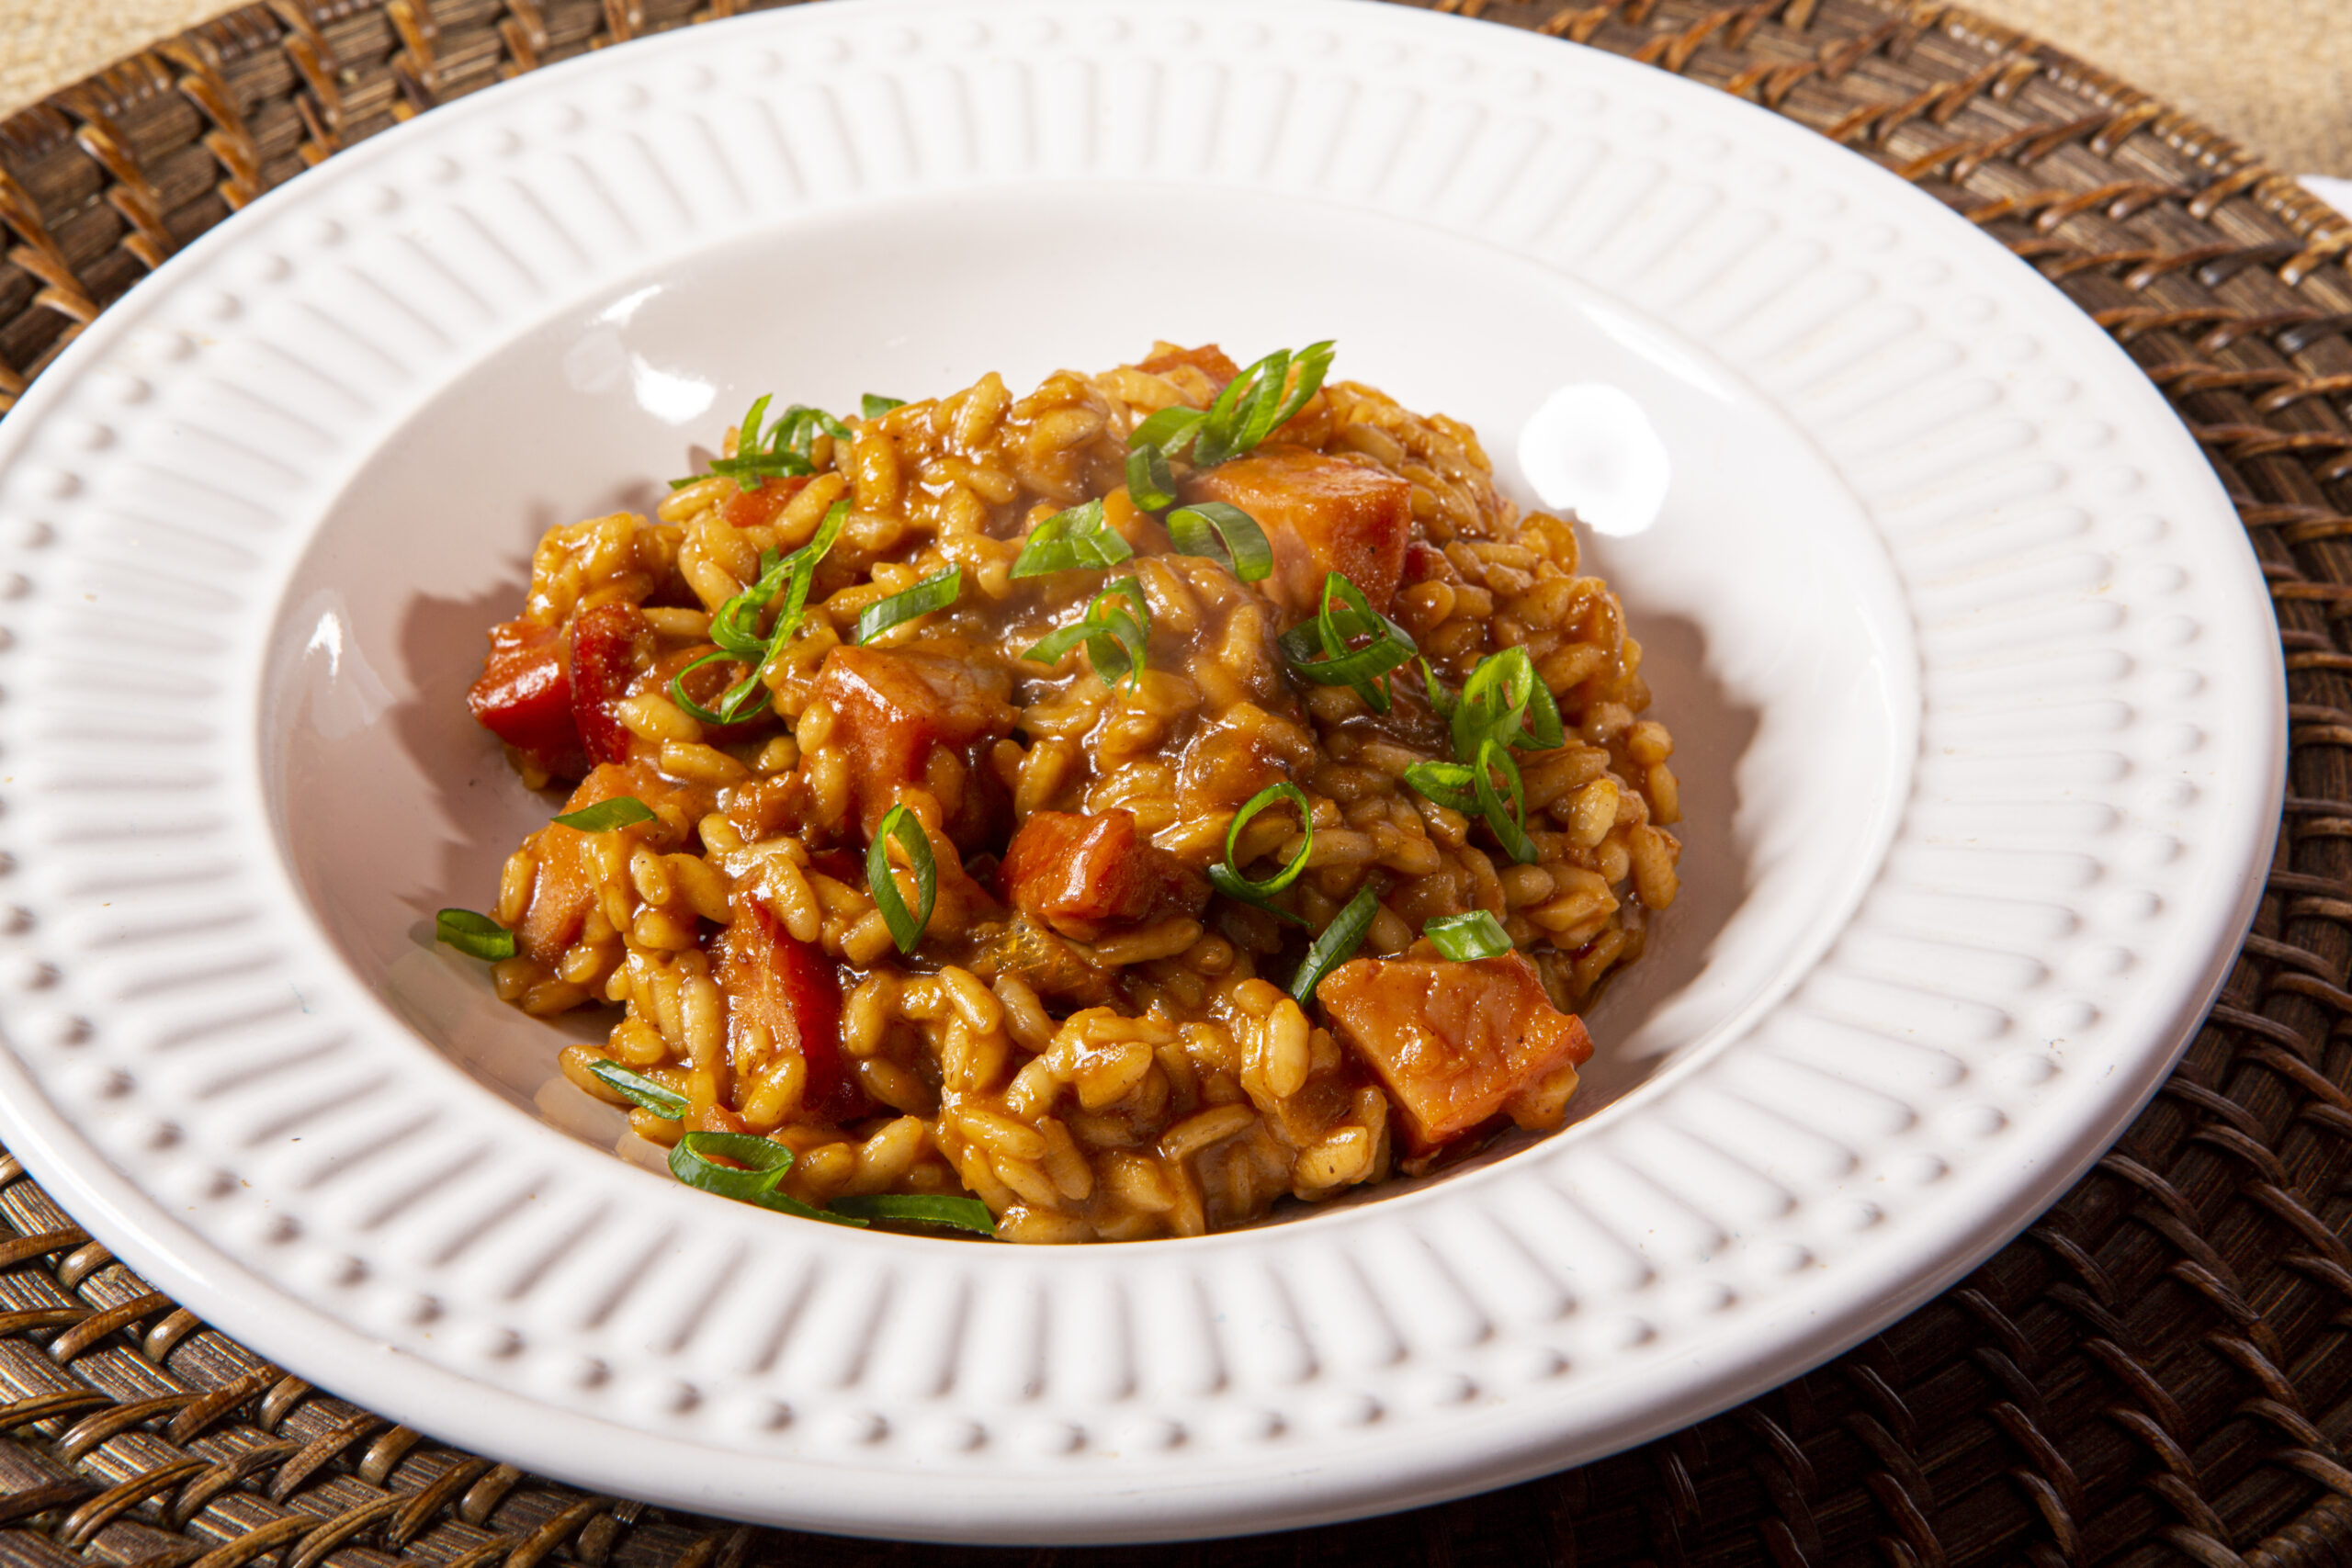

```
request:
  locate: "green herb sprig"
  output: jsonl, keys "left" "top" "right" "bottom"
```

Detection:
{"left": 435, "top": 908, "right": 514, "bottom": 961}
{"left": 1277, "top": 572, "right": 1419, "bottom": 713}
{"left": 1423, "top": 910, "right": 1514, "bottom": 961}
{"left": 1021, "top": 578, "right": 1151, "bottom": 688}
{"left": 673, "top": 395, "right": 848, "bottom": 492}
{"left": 854, "top": 568, "right": 961, "bottom": 645}
{"left": 867, "top": 805, "right": 938, "bottom": 955}
{"left": 1010, "top": 499, "right": 1135, "bottom": 579}
{"left": 1206, "top": 783, "right": 1313, "bottom": 924}
{"left": 672, "top": 499, "right": 850, "bottom": 725}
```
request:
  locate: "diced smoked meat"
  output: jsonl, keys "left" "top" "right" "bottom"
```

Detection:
{"left": 1317, "top": 953, "right": 1593, "bottom": 1153}
{"left": 1178, "top": 445, "right": 1413, "bottom": 618}
{"left": 569, "top": 603, "right": 656, "bottom": 767}
{"left": 1001, "top": 809, "right": 1205, "bottom": 940}
{"left": 808, "top": 646, "right": 1017, "bottom": 843}
{"left": 719, "top": 475, "right": 810, "bottom": 531}
{"left": 468, "top": 617, "right": 582, "bottom": 777}
{"left": 515, "top": 761, "right": 695, "bottom": 965}
{"left": 716, "top": 897, "right": 860, "bottom": 1121}
{"left": 1137, "top": 344, "right": 1241, "bottom": 389}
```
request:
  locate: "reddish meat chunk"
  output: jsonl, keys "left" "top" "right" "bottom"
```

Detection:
{"left": 569, "top": 603, "right": 655, "bottom": 767}
{"left": 715, "top": 897, "right": 861, "bottom": 1122}
{"left": 1178, "top": 445, "right": 1413, "bottom": 617}
{"left": 808, "top": 646, "right": 1016, "bottom": 843}
{"left": 1001, "top": 809, "right": 1206, "bottom": 941}
{"left": 514, "top": 761, "right": 696, "bottom": 966}
{"left": 1317, "top": 953, "right": 1593, "bottom": 1153}
{"left": 1137, "top": 344, "right": 1241, "bottom": 389}
{"left": 718, "top": 474, "right": 810, "bottom": 531}
{"left": 469, "top": 617, "right": 582, "bottom": 777}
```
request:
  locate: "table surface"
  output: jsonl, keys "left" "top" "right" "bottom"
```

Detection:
{"left": 2, "top": 0, "right": 2347, "bottom": 176}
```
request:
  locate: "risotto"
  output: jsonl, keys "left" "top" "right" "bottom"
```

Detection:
{"left": 445, "top": 343, "right": 1682, "bottom": 1243}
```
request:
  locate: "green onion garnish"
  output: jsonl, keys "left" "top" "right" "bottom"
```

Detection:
{"left": 672, "top": 396, "right": 849, "bottom": 491}
{"left": 1452, "top": 646, "right": 1565, "bottom": 760}
{"left": 1128, "top": 344, "right": 1336, "bottom": 470}
{"left": 1277, "top": 572, "right": 1419, "bottom": 713}
{"left": 1010, "top": 498, "right": 1135, "bottom": 578}
{"left": 672, "top": 499, "right": 850, "bottom": 725}
{"left": 1206, "top": 782, "right": 1312, "bottom": 924}
{"left": 1423, "top": 910, "right": 1514, "bottom": 962}
{"left": 1419, "top": 656, "right": 1458, "bottom": 722}
{"left": 854, "top": 568, "right": 961, "bottom": 645}
{"left": 862, "top": 393, "right": 906, "bottom": 420}
{"left": 1471, "top": 737, "right": 1539, "bottom": 865}
{"left": 551, "top": 796, "right": 656, "bottom": 833}
{"left": 435, "top": 909, "right": 514, "bottom": 961}
{"left": 588, "top": 1059, "right": 689, "bottom": 1119}
{"left": 1404, "top": 741, "right": 1539, "bottom": 864}
{"left": 668, "top": 1131, "right": 865, "bottom": 1226}
{"left": 1125, "top": 443, "right": 1180, "bottom": 513}
{"left": 1021, "top": 578, "right": 1151, "bottom": 688}
{"left": 828, "top": 1193, "right": 997, "bottom": 1236}
{"left": 867, "top": 805, "right": 938, "bottom": 955}
{"left": 1128, "top": 404, "right": 1211, "bottom": 461}
{"left": 1292, "top": 884, "right": 1381, "bottom": 1003}
{"left": 1166, "top": 502, "right": 1273, "bottom": 583}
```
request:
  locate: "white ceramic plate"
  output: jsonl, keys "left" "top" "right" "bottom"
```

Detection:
{"left": 0, "top": 0, "right": 2282, "bottom": 1544}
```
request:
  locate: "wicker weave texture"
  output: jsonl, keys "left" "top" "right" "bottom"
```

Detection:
{"left": 1, "top": 1, "right": 2350, "bottom": 1563}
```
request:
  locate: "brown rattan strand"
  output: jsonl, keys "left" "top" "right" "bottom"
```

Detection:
{"left": 0, "top": 0, "right": 2348, "bottom": 1562}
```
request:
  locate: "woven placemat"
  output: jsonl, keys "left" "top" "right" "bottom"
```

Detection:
{"left": 1, "top": 1, "right": 2348, "bottom": 1562}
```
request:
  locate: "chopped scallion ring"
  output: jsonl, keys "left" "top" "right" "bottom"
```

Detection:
{"left": 1422, "top": 910, "right": 1514, "bottom": 962}
{"left": 1021, "top": 578, "right": 1151, "bottom": 688}
{"left": 1128, "top": 404, "right": 1211, "bottom": 461}
{"left": 551, "top": 795, "right": 656, "bottom": 833}
{"left": 668, "top": 1131, "right": 865, "bottom": 1226}
{"left": 1399, "top": 759, "right": 1477, "bottom": 815}
{"left": 1472, "top": 737, "right": 1539, "bottom": 865}
{"left": 1166, "top": 502, "right": 1273, "bottom": 583}
{"left": 1189, "top": 341, "right": 1337, "bottom": 468}
{"left": 1291, "top": 884, "right": 1381, "bottom": 1003}
{"left": 435, "top": 908, "right": 514, "bottom": 961}
{"left": 672, "top": 499, "right": 850, "bottom": 725}
{"left": 867, "top": 805, "right": 939, "bottom": 955}
{"left": 673, "top": 396, "right": 849, "bottom": 491}
{"left": 862, "top": 393, "right": 906, "bottom": 420}
{"left": 829, "top": 1193, "right": 997, "bottom": 1235}
{"left": 1010, "top": 499, "right": 1135, "bottom": 578}
{"left": 1277, "top": 572, "right": 1418, "bottom": 712}
{"left": 1419, "top": 656, "right": 1458, "bottom": 722}
{"left": 1125, "top": 444, "right": 1180, "bottom": 513}
{"left": 670, "top": 646, "right": 770, "bottom": 727}
{"left": 1206, "top": 782, "right": 1313, "bottom": 922}
{"left": 587, "top": 1059, "right": 688, "bottom": 1119}
{"left": 1453, "top": 646, "right": 1565, "bottom": 760}
{"left": 854, "top": 567, "right": 962, "bottom": 645}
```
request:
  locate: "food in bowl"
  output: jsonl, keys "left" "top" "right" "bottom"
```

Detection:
{"left": 443, "top": 342, "right": 1682, "bottom": 1242}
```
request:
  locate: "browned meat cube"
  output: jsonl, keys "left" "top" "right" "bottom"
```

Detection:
{"left": 1317, "top": 953, "right": 1593, "bottom": 1153}
{"left": 1179, "top": 445, "right": 1414, "bottom": 618}
{"left": 1137, "top": 343, "right": 1241, "bottom": 389}
{"left": 1001, "top": 809, "right": 1205, "bottom": 941}
{"left": 808, "top": 646, "right": 1016, "bottom": 842}
{"left": 516, "top": 761, "right": 695, "bottom": 965}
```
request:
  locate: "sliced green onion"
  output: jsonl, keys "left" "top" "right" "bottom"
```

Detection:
{"left": 1291, "top": 884, "right": 1381, "bottom": 1004}
{"left": 1190, "top": 341, "right": 1337, "bottom": 468}
{"left": 672, "top": 499, "right": 851, "bottom": 725}
{"left": 674, "top": 396, "right": 850, "bottom": 492}
{"left": 1022, "top": 578, "right": 1151, "bottom": 688}
{"left": 588, "top": 1059, "right": 689, "bottom": 1119}
{"left": 1010, "top": 499, "right": 1135, "bottom": 578}
{"left": 1166, "top": 502, "right": 1272, "bottom": 583}
{"left": 1125, "top": 443, "right": 1180, "bottom": 513}
{"left": 1453, "top": 646, "right": 1565, "bottom": 760}
{"left": 1419, "top": 656, "right": 1458, "bottom": 722}
{"left": 829, "top": 1193, "right": 997, "bottom": 1236}
{"left": 854, "top": 568, "right": 961, "bottom": 645}
{"left": 1206, "top": 782, "right": 1312, "bottom": 923}
{"left": 867, "top": 805, "right": 938, "bottom": 955}
{"left": 1277, "top": 572, "right": 1418, "bottom": 712}
{"left": 1423, "top": 910, "right": 1514, "bottom": 961}
{"left": 669, "top": 1131, "right": 865, "bottom": 1227}
{"left": 552, "top": 795, "right": 656, "bottom": 832}
{"left": 1400, "top": 759, "right": 1477, "bottom": 814}
{"left": 435, "top": 908, "right": 514, "bottom": 961}
{"left": 1472, "top": 737, "right": 1539, "bottom": 865}
{"left": 862, "top": 393, "right": 906, "bottom": 420}
{"left": 1128, "top": 404, "right": 1210, "bottom": 460}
